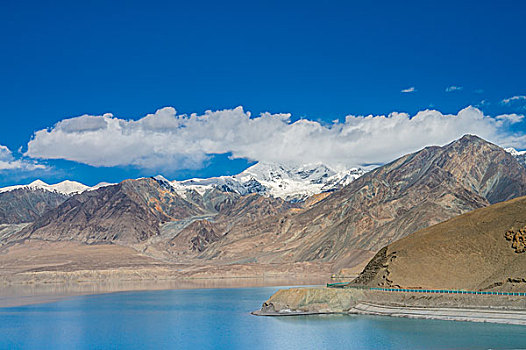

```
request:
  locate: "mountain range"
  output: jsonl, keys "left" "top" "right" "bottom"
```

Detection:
{"left": 187, "top": 135, "right": 526, "bottom": 267}
{"left": 0, "top": 162, "right": 363, "bottom": 228}
{"left": 3, "top": 145, "right": 525, "bottom": 202}
{"left": 1, "top": 135, "right": 526, "bottom": 282}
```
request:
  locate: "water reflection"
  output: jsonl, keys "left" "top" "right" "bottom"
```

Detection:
{"left": 0, "top": 277, "right": 327, "bottom": 307}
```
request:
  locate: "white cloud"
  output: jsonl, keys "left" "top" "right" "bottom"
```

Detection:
{"left": 502, "top": 95, "right": 526, "bottom": 104}
{"left": 24, "top": 106, "right": 526, "bottom": 172}
{"left": 495, "top": 114, "right": 524, "bottom": 124}
{"left": 445, "top": 86, "right": 463, "bottom": 92}
{"left": 0, "top": 144, "right": 46, "bottom": 171}
{"left": 475, "top": 99, "right": 489, "bottom": 108}
{"left": 401, "top": 87, "right": 416, "bottom": 93}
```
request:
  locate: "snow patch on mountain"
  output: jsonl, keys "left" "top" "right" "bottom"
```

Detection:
{"left": 169, "top": 162, "right": 369, "bottom": 201}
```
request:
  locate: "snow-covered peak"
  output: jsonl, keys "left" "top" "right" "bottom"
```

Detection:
{"left": 169, "top": 162, "right": 369, "bottom": 201}
{"left": 0, "top": 179, "right": 88, "bottom": 195}
{"left": 29, "top": 179, "right": 47, "bottom": 187}
{"left": 505, "top": 147, "right": 526, "bottom": 157}
{"left": 239, "top": 162, "right": 334, "bottom": 183}
{"left": 91, "top": 182, "right": 114, "bottom": 190}
{"left": 0, "top": 180, "right": 113, "bottom": 195}
{"left": 505, "top": 147, "right": 526, "bottom": 167}
{"left": 48, "top": 180, "right": 90, "bottom": 194}
{"left": 153, "top": 175, "right": 171, "bottom": 184}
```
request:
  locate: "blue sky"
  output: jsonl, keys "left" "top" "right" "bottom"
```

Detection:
{"left": 1, "top": 0, "right": 525, "bottom": 186}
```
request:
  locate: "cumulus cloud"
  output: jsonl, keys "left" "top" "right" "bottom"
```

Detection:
{"left": 401, "top": 87, "right": 416, "bottom": 93}
{"left": 502, "top": 95, "right": 526, "bottom": 104}
{"left": 0, "top": 144, "right": 46, "bottom": 171}
{"left": 24, "top": 106, "right": 526, "bottom": 171}
{"left": 445, "top": 86, "right": 463, "bottom": 92}
{"left": 495, "top": 114, "right": 524, "bottom": 124}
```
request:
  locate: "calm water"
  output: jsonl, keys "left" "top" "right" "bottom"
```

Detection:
{"left": 0, "top": 286, "right": 525, "bottom": 349}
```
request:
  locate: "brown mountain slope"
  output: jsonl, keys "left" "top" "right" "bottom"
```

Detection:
{"left": 351, "top": 195, "right": 526, "bottom": 292}
{"left": 197, "top": 135, "right": 526, "bottom": 265}
{"left": 0, "top": 188, "right": 68, "bottom": 224}
{"left": 16, "top": 178, "right": 207, "bottom": 244}
{"left": 161, "top": 194, "right": 298, "bottom": 259}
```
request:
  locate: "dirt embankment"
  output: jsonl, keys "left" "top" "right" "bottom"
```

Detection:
{"left": 254, "top": 287, "right": 526, "bottom": 325}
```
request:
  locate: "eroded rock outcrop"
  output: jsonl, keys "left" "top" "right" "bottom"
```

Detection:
{"left": 505, "top": 227, "right": 526, "bottom": 253}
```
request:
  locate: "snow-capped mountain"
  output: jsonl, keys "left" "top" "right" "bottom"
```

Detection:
{"left": 505, "top": 147, "right": 526, "bottom": 168}
{"left": 170, "top": 162, "right": 369, "bottom": 201}
{"left": 0, "top": 180, "right": 112, "bottom": 195}
{"left": 0, "top": 163, "right": 368, "bottom": 201}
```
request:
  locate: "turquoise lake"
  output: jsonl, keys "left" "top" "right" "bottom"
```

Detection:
{"left": 1, "top": 286, "right": 525, "bottom": 349}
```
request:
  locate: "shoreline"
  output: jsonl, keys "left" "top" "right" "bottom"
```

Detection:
{"left": 0, "top": 277, "right": 326, "bottom": 308}
{"left": 254, "top": 303, "right": 526, "bottom": 325}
